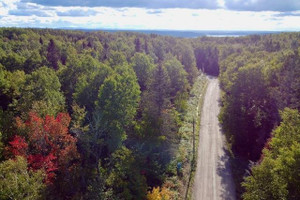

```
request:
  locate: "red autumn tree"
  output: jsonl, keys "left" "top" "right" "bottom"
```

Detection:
{"left": 8, "top": 135, "right": 28, "bottom": 157}
{"left": 9, "top": 112, "right": 79, "bottom": 184}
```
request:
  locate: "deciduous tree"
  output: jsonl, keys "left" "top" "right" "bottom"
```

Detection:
{"left": 0, "top": 156, "right": 45, "bottom": 200}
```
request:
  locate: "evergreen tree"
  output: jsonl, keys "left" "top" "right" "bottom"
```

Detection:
{"left": 47, "top": 39, "right": 60, "bottom": 70}
{"left": 135, "top": 37, "right": 141, "bottom": 52}
{"left": 150, "top": 64, "right": 170, "bottom": 115}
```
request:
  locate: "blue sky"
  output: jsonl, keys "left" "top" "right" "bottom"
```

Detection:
{"left": 1, "top": 0, "right": 300, "bottom": 30}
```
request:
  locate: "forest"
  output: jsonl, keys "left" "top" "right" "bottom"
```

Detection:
{"left": 216, "top": 33, "right": 300, "bottom": 199}
{"left": 0, "top": 28, "right": 299, "bottom": 200}
{"left": 0, "top": 28, "right": 202, "bottom": 200}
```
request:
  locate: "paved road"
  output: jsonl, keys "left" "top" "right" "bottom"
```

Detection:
{"left": 193, "top": 77, "right": 236, "bottom": 200}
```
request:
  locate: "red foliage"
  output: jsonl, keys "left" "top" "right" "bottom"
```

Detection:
{"left": 28, "top": 153, "right": 58, "bottom": 184}
{"left": 8, "top": 135, "right": 28, "bottom": 157}
{"left": 9, "top": 112, "right": 79, "bottom": 184}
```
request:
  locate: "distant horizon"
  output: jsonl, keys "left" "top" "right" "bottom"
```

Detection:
{"left": 1, "top": 26, "right": 297, "bottom": 32}
{"left": 2, "top": 26, "right": 291, "bottom": 38}
{"left": 56, "top": 28, "right": 285, "bottom": 32}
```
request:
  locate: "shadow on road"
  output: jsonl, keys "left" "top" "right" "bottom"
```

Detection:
{"left": 217, "top": 146, "right": 236, "bottom": 200}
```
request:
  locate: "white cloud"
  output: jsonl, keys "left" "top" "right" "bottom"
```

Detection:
{"left": 0, "top": 0, "right": 20, "bottom": 16}
{"left": 217, "top": 0, "right": 226, "bottom": 8}
{"left": 0, "top": 1, "right": 299, "bottom": 31}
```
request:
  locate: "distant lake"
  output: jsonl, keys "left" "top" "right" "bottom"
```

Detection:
{"left": 61, "top": 28, "right": 283, "bottom": 38}
{"left": 105, "top": 30, "right": 283, "bottom": 38}
{"left": 206, "top": 34, "right": 242, "bottom": 37}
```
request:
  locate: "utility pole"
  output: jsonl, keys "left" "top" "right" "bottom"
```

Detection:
{"left": 193, "top": 117, "right": 195, "bottom": 162}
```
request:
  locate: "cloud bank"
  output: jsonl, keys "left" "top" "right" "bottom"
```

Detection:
{"left": 0, "top": 0, "right": 300, "bottom": 31}
{"left": 21, "top": 0, "right": 220, "bottom": 9}
{"left": 20, "top": 0, "right": 300, "bottom": 11}
{"left": 225, "top": 0, "right": 300, "bottom": 12}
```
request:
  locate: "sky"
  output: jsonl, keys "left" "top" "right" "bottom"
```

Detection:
{"left": 0, "top": 0, "right": 300, "bottom": 31}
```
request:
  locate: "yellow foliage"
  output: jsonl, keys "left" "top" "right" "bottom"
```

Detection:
{"left": 147, "top": 186, "right": 171, "bottom": 200}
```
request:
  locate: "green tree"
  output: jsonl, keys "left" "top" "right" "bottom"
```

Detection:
{"left": 174, "top": 41, "right": 198, "bottom": 84}
{"left": 273, "top": 50, "right": 300, "bottom": 111}
{"left": 164, "top": 57, "right": 189, "bottom": 99}
{"left": 73, "top": 63, "right": 112, "bottom": 114}
{"left": 219, "top": 63, "right": 275, "bottom": 160}
{"left": 59, "top": 54, "right": 100, "bottom": 110}
{"left": 194, "top": 45, "right": 219, "bottom": 76}
{"left": 0, "top": 66, "right": 26, "bottom": 111}
{"left": 106, "top": 146, "right": 147, "bottom": 199}
{"left": 146, "top": 64, "right": 170, "bottom": 117}
{"left": 17, "top": 66, "right": 65, "bottom": 117}
{"left": 131, "top": 52, "right": 155, "bottom": 91}
{"left": 60, "top": 44, "right": 78, "bottom": 65}
{"left": 109, "top": 51, "right": 127, "bottom": 67}
{"left": 94, "top": 64, "right": 140, "bottom": 153}
{"left": 24, "top": 50, "right": 44, "bottom": 73}
{"left": 152, "top": 38, "right": 165, "bottom": 62}
{"left": 0, "top": 52, "right": 26, "bottom": 72}
{"left": 134, "top": 37, "right": 141, "bottom": 53}
{"left": 243, "top": 109, "right": 300, "bottom": 200}
{"left": 242, "top": 154, "right": 288, "bottom": 200}
{"left": 47, "top": 39, "right": 60, "bottom": 70}
{"left": 0, "top": 156, "right": 46, "bottom": 200}
{"left": 70, "top": 103, "right": 89, "bottom": 135}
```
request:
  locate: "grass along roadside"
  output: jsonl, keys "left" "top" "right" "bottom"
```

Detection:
{"left": 163, "top": 73, "right": 208, "bottom": 199}
{"left": 185, "top": 75, "right": 208, "bottom": 200}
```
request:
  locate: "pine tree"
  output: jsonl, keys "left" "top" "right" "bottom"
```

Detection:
{"left": 47, "top": 39, "right": 60, "bottom": 70}
{"left": 135, "top": 37, "right": 141, "bottom": 52}
{"left": 151, "top": 64, "right": 170, "bottom": 115}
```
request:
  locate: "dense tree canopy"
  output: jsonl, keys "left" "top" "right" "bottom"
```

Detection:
{"left": 243, "top": 109, "right": 300, "bottom": 200}
{"left": 216, "top": 33, "right": 300, "bottom": 198}
{"left": 17, "top": 66, "right": 65, "bottom": 117}
{"left": 0, "top": 156, "right": 45, "bottom": 200}
{"left": 0, "top": 28, "right": 299, "bottom": 199}
{"left": 94, "top": 64, "right": 140, "bottom": 153}
{"left": 132, "top": 52, "right": 155, "bottom": 91}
